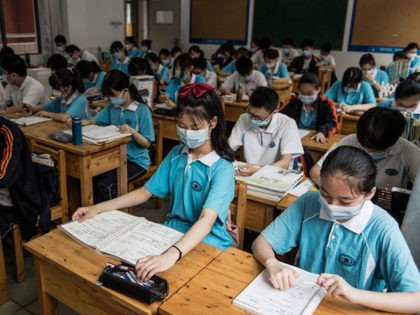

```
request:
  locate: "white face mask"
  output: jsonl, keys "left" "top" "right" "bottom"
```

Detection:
{"left": 176, "top": 125, "right": 209, "bottom": 149}
{"left": 266, "top": 62, "right": 276, "bottom": 69}
{"left": 396, "top": 105, "right": 418, "bottom": 113}
{"left": 407, "top": 52, "right": 417, "bottom": 60}
{"left": 319, "top": 195, "right": 365, "bottom": 221}
{"left": 299, "top": 94, "right": 317, "bottom": 105}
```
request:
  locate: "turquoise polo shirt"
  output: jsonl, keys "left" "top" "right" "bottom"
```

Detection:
{"left": 409, "top": 56, "right": 420, "bottom": 74}
{"left": 111, "top": 59, "right": 130, "bottom": 75}
{"left": 261, "top": 191, "right": 420, "bottom": 292}
{"left": 206, "top": 60, "right": 214, "bottom": 72}
{"left": 128, "top": 47, "right": 142, "bottom": 59}
{"left": 324, "top": 80, "right": 376, "bottom": 105}
{"left": 221, "top": 60, "right": 236, "bottom": 74}
{"left": 94, "top": 101, "right": 155, "bottom": 169}
{"left": 363, "top": 69, "right": 389, "bottom": 87}
{"left": 259, "top": 62, "right": 289, "bottom": 79}
{"left": 145, "top": 145, "right": 234, "bottom": 250}
{"left": 44, "top": 93, "right": 89, "bottom": 119}
{"left": 166, "top": 74, "right": 206, "bottom": 102}
{"left": 83, "top": 71, "right": 107, "bottom": 90}
{"left": 298, "top": 107, "right": 316, "bottom": 129}
{"left": 156, "top": 65, "right": 171, "bottom": 85}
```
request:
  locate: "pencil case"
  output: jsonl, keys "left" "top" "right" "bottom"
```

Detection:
{"left": 98, "top": 263, "right": 169, "bottom": 304}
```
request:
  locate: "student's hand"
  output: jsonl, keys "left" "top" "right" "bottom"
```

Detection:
{"left": 35, "top": 110, "right": 50, "bottom": 118}
{"left": 21, "top": 104, "right": 33, "bottom": 115}
{"left": 237, "top": 164, "right": 259, "bottom": 177}
{"left": 364, "top": 73, "right": 375, "bottom": 83}
{"left": 265, "top": 257, "right": 299, "bottom": 290}
{"left": 72, "top": 206, "right": 98, "bottom": 223}
{"left": 135, "top": 247, "right": 179, "bottom": 281}
{"left": 318, "top": 273, "right": 360, "bottom": 303}
{"left": 158, "top": 93, "right": 169, "bottom": 103}
{"left": 339, "top": 103, "right": 352, "bottom": 113}
{"left": 311, "top": 132, "right": 328, "bottom": 144}
{"left": 246, "top": 89, "right": 254, "bottom": 97}
{"left": 119, "top": 124, "right": 134, "bottom": 134}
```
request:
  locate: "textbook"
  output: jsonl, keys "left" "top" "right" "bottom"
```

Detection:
{"left": 10, "top": 116, "right": 52, "bottom": 126}
{"left": 63, "top": 125, "right": 131, "bottom": 145}
{"left": 233, "top": 264, "right": 326, "bottom": 315}
{"left": 59, "top": 210, "right": 184, "bottom": 265}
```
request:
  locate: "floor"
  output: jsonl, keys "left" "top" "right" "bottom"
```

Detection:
{"left": 1, "top": 197, "right": 169, "bottom": 315}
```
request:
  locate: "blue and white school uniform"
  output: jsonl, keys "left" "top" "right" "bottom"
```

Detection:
{"left": 145, "top": 144, "right": 234, "bottom": 250}
{"left": 127, "top": 47, "right": 141, "bottom": 59}
{"left": 221, "top": 60, "right": 236, "bottom": 74}
{"left": 409, "top": 56, "right": 420, "bottom": 74}
{"left": 83, "top": 71, "right": 107, "bottom": 90}
{"left": 258, "top": 62, "right": 289, "bottom": 79}
{"left": 363, "top": 69, "right": 389, "bottom": 89}
{"left": 155, "top": 64, "right": 171, "bottom": 85}
{"left": 44, "top": 92, "right": 89, "bottom": 119}
{"left": 206, "top": 60, "right": 214, "bottom": 72}
{"left": 261, "top": 191, "right": 420, "bottom": 292}
{"left": 94, "top": 101, "right": 155, "bottom": 170}
{"left": 324, "top": 81, "right": 376, "bottom": 105}
{"left": 166, "top": 74, "right": 206, "bottom": 102}
{"left": 111, "top": 57, "right": 131, "bottom": 75}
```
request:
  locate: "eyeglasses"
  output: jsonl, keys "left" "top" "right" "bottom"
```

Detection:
{"left": 246, "top": 109, "right": 274, "bottom": 121}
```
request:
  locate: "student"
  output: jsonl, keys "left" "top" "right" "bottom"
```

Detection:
{"left": 403, "top": 42, "right": 420, "bottom": 74}
{"left": 170, "top": 46, "right": 182, "bottom": 61}
{"left": 220, "top": 47, "right": 251, "bottom": 74}
{"left": 46, "top": 54, "right": 68, "bottom": 72}
{"left": 73, "top": 83, "right": 235, "bottom": 280}
{"left": 290, "top": 39, "right": 319, "bottom": 74}
{"left": 158, "top": 54, "right": 205, "bottom": 108}
{"left": 251, "top": 38, "right": 278, "bottom": 68}
{"left": 110, "top": 41, "right": 130, "bottom": 75}
{"left": 385, "top": 51, "right": 406, "bottom": 85}
{"left": 316, "top": 43, "right": 337, "bottom": 82}
{"left": 258, "top": 48, "right": 289, "bottom": 83}
{"left": 252, "top": 146, "right": 420, "bottom": 313}
{"left": 128, "top": 57, "right": 154, "bottom": 76}
{"left": 211, "top": 41, "right": 236, "bottom": 69}
{"left": 188, "top": 45, "right": 214, "bottom": 72}
{"left": 280, "top": 73, "right": 339, "bottom": 143}
{"left": 75, "top": 60, "right": 107, "bottom": 91}
{"left": 281, "top": 37, "right": 299, "bottom": 68}
{"left": 145, "top": 52, "right": 171, "bottom": 86}
{"left": 310, "top": 108, "right": 420, "bottom": 195}
{"left": 159, "top": 48, "right": 173, "bottom": 69}
{"left": 193, "top": 57, "right": 217, "bottom": 88}
{"left": 33, "top": 68, "right": 89, "bottom": 122}
{"left": 359, "top": 53, "right": 389, "bottom": 98}
{"left": 229, "top": 87, "right": 303, "bottom": 176}
{"left": 84, "top": 70, "right": 155, "bottom": 202}
{"left": 250, "top": 38, "right": 260, "bottom": 55}
{"left": 0, "top": 46, "right": 14, "bottom": 76}
{"left": 54, "top": 35, "right": 72, "bottom": 64}
{"left": 220, "top": 57, "right": 267, "bottom": 96}
{"left": 65, "top": 44, "right": 98, "bottom": 64}
{"left": 1, "top": 54, "right": 49, "bottom": 113}
{"left": 324, "top": 67, "right": 376, "bottom": 112}
{"left": 124, "top": 36, "right": 141, "bottom": 59}
{"left": 139, "top": 39, "right": 152, "bottom": 58}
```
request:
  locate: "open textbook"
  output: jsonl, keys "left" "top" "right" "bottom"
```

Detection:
{"left": 63, "top": 125, "right": 131, "bottom": 145}
{"left": 233, "top": 264, "right": 326, "bottom": 315}
{"left": 10, "top": 116, "right": 52, "bottom": 126}
{"left": 59, "top": 210, "right": 183, "bottom": 265}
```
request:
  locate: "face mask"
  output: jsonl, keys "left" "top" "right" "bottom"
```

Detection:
{"left": 407, "top": 53, "right": 417, "bottom": 60}
{"left": 396, "top": 105, "right": 418, "bottom": 113}
{"left": 363, "top": 69, "right": 375, "bottom": 75}
{"left": 151, "top": 64, "right": 159, "bottom": 72}
{"left": 125, "top": 43, "right": 133, "bottom": 51}
{"left": 266, "top": 62, "right": 276, "bottom": 69}
{"left": 251, "top": 47, "right": 257, "bottom": 53}
{"left": 72, "top": 56, "right": 81, "bottom": 63}
{"left": 217, "top": 53, "right": 227, "bottom": 59}
{"left": 182, "top": 72, "right": 189, "bottom": 81}
{"left": 56, "top": 46, "right": 64, "bottom": 52}
{"left": 368, "top": 151, "right": 388, "bottom": 162}
{"left": 344, "top": 83, "right": 361, "bottom": 94}
{"left": 52, "top": 89, "right": 62, "bottom": 97}
{"left": 114, "top": 51, "right": 123, "bottom": 60}
{"left": 110, "top": 90, "right": 126, "bottom": 106}
{"left": 299, "top": 94, "right": 317, "bottom": 105}
{"left": 161, "top": 58, "right": 170, "bottom": 65}
{"left": 283, "top": 48, "right": 290, "bottom": 54}
{"left": 141, "top": 45, "right": 148, "bottom": 51}
{"left": 319, "top": 55, "right": 326, "bottom": 61}
{"left": 303, "top": 49, "right": 311, "bottom": 57}
{"left": 176, "top": 125, "right": 209, "bottom": 149}
{"left": 319, "top": 195, "right": 364, "bottom": 221}
{"left": 174, "top": 70, "right": 181, "bottom": 79}
{"left": 244, "top": 74, "right": 253, "bottom": 81}
{"left": 249, "top": 112, "right": 272, "bottom": 128}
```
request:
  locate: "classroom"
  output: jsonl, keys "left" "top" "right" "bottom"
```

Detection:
{"left": 0, "top": 0, "right": 419, "bottom": 314}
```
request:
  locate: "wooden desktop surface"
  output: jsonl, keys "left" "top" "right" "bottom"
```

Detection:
{"left": 25, "top": 229, "right": 221, "bottom": 315}
{"left": 301, "top": 130, "right": 346, "bottom": 162}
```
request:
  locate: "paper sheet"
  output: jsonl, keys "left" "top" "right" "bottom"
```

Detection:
{"left": 288, "top": 179, "right": 315, "bottom": 197}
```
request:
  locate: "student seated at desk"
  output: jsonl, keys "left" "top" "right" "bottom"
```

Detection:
{"left": 46, "top": 54, "right": 68, "bottom": 73}
{"left": 281, "top": 37, "right": 300, "bottom": 69}
{"left": 75, "top": 60, "right": 107, "bottom": 92}
{"left": 316, "top": 42, "right": 337, "bottom": 83}
{"left": 0, "top": 46, "right": 14, "bottom": 76}
{"left": 290, "top": 39, "right": 320, "bottom": 75}
{"left": 220, "top": 47, "right": 251, "bottom": 75}
{"left": 159, "top": 48, "right": 173, "bottom": 70}
{"left": 188, "top": 45, "right": 214, "bottom": 72}
{"left": 110, "top": 41, "right": 130, "bottom": 75}
{"left": 54, "top": 34, "right": 72, "bottom": 65}
{"left": 229, "top": 87, "right": 303, "bottom": 176}
{"left": 1, "top": 54, "right": 49, "bottom": 114}
{"left": 65, "top": 44, "right": 98, "bottom": 64}
{"left": 324, "top": 67, "right": 376, "bottom": 113}
{"left": 158, "top": 54, "right": 205, "bottom": 108}
{"left": 258, "top": 49, "right": 289, "bottom": 83}
{"left": 280, "top": 73, "right": 339, "bottom": 143}
{"left": 128, "top": 57, "right": 154, "bottom": 77}
{"left": 252, "top": 146, "right": 420, "bottom": 314}
{"left": 403, "top": 42, "right": 420, "bottom": 74}
{"left": 211, "top": 41, "right": 235, "bottom": 70}
{"left": 220, "top": 57, "right": 267, "bottom": 97}
{"left": 193, "top": 57, "right": 217, "bottom": 88}
{"left": 83, "top": 70, "right": 154, "bottom": 202}
{"left": 359, "top": 53, "right": 389, "bottom": 98}
{"left": 170, "top": 46, "right": 183, "bottom": 68}
{"left": 33, "top": 68, "right": 89, "bottom": 122}
{"left": 145, "top": 52, "right": 171, "bottom": 86}
{"left": 251, "top": 38, "right": 278, "bottom": 69}
{"left": 385, "top": 51, "right": 406, "bottom": 85}
{"left": 73, "top": 83, "right": 235, "bottom": 280}
{"left": 124, "top": 36, "right": 141, "bottom": 59}
{"left": 138, "top": 39, "right": 153, "bottom": 59}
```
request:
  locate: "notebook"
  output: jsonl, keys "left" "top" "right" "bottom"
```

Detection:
{"left": 62, "top": 125, "right": 131, "bottom": 145}
{"left": 10, "top": 116, "right": 52, "bottom": 126}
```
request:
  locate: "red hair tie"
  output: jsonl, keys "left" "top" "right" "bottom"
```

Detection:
{"left": 178, "top": 83, "right": 214, "bottom": 99}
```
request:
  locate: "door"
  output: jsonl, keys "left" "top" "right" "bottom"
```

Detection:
{"left": 147, "top": 0, "right": 180, "bottom": 53}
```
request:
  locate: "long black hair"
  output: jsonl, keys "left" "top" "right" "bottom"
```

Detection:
{"left": 101, "top": 70, "right": 144, "bottom": 103}
{"left": 75, "top": 60, "right": 101, "bottom": 79}
{"left": 342, "top": 67, "right": 363, "bottom": 92}
{"left": 49, "top": 68, "right": 85, "bottom": 93}
{"left": 177, "top": 84, "right": 234, "bottom": 161}
{"left": 128, "top": 57, "right": 154, "bottom": 76}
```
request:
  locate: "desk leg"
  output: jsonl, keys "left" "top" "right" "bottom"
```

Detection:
{"left": 79, "top": 156, "right": 94, "bottom": 206}
{"left": 117, "top": 144, "right": 127, "bottom": 197}
{"left": 34, "top": 258, "right": 57, "bottom": 315}
{"left": 0, "top": 239, "right": 9, "bottom": 304}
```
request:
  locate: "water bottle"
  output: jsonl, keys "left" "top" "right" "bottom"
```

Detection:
{"left": 72, "top": 116, "right": 82, "bottom": 145}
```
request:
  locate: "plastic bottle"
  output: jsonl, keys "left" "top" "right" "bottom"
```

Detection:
{"left": 236, "top": 83, "right": 243, "bottom": 103}
{"left": 72, "top": 116, "right": 82, "bottom": 145}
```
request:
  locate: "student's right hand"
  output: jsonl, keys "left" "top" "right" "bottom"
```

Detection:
{"left": 158, "top": 94, "right": 169, "bottom": 103}
{"left": 318, "top": 273, "right": 360, "bottom": 303}
{"left": 72, "top": 206, "right": 98, "bottom": 223}
{"left": 265, "top": 257, "right": 299, "bottom": 290}
{"left": 237, "top": 164, "right": 259, "bottom": 177}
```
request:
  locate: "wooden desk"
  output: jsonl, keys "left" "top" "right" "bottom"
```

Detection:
{"left": 301, "top": 130, "right": 346, "bottom": 162}
{"left": 20, "top": 120, "right": 130, "bottom": 206}
{"left": 339, "top": 113, "right": 360, "bottom": 135}
{"left": 152, "top": 113, "right": 179, "bottom": 141}
{"left": 224, "top": 101, "right": 248, "bottom": 123}
{"left": 159, "top": 248, "right": 397, "bottom": 315}
{"left": 89, "top": 98, "right": 109, "bottom": 109}
{"left": 25, "top": 229, "right": 221, "bottom": 315}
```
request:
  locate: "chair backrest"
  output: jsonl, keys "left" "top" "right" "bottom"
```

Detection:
{"left": 271, "top": 80, "right": 292, "bottom": 105}
{"left": 229, "top": 181, "right": 247, "bottom": 249}
{"left": 318, "top": 71, "right": 332, "bottom": 95}
{"left": 152, "top": 120, "right": 163, "bottom": 166}
{"left": 30, "top": 141, "right": 68, "bottom": 223}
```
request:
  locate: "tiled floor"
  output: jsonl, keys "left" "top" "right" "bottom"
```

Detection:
{"left": 1, "top": 197, "right": 169, "bottom": 315}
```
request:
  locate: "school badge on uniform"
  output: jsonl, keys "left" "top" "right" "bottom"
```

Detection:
{"left": 191, "top": 181, "right": 202, "bottom": 191}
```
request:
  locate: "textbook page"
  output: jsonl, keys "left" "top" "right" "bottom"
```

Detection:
{"left": 100, "top": 219, "right": 184, "bottom": 265}
{"left": 245, "top": 165, "right": 303, "bottom": 193}
{"left": 10, "top": 116, "right": 52, "bottom": 126}
{"left": 233, "top": 268, "right": 326, "bottom": 315}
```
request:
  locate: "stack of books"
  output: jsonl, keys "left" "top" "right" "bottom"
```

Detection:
{"left": 63, "top": 125, "right": 131, "bottom": 145}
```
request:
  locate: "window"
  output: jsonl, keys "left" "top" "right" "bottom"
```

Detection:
{"left": 0, "top": 0, "right": 41, "bottom": 54}
{"left": 125, "top": 0, "right": 139, "bottom": 40}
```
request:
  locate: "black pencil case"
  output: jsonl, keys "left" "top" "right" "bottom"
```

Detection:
{"left": 98, "top": 263, "right": 169, "bottom": 304}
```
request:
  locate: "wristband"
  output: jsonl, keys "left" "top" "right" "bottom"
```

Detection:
{"left": 171, "top": 245, "right": 182, "bottom": 262}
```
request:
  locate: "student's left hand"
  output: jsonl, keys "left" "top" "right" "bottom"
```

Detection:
{"left": 135, "top": 248, "right": 179, "bottom": 281}
{"left": 311, "top": 132, "right": 328, "bottom": 144}
{"left": 237, "top": 164, "right": 259, "bottom": 176}
{"left": 119, "top": 124, "right": 134, "bottom": 134}
{"left": 364, "top": 73, "right": 375, "bottom": 83}
{"left": 35, "top": 110, "right": 50, "bottom": 118}
{"left": 339, "top": 103, "right": 352, "bottom": 113}
{"left": 318, "top": 273, "right": 360, "bottom": 303}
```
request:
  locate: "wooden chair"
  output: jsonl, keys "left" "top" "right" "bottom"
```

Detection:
{"left": 128, "top": 120, "right": 163, "bottom": 213}
{"left": 271, "top": 80, "right": 292, "bottom": 105}
{"left": 318, "top": 71, "right": 332, "bottom": 95}
{"left": 229, "top": 181, "right": 247, "bottom": 250}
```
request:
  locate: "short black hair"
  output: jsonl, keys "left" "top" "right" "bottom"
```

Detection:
{"left": 1, "top": 54, "right": 27, "bottom": 76}
{"left": 321, "top": 146, "right": 377, "bottom": 195}
{"left": 320, "top": 42, "right": 332, "bottom": 52}
{"left": 404, "top": 42, "right": 419, "bottom": 51}
{"left": 124, "top": 36, "right": 136, "bottom": 44}
{"left": 262, "top": 48, "right": 279, "bottom": 60}
{"left": 237, "top": 47, "right": 251, "bottom": 58}
{"left": 235, "top": 57, "right": 253, "bottom": 76}
{"left": 395, "top": 78, "right": 420, "bottom": 99}
{"left": 74, "top": 60, "right": 101, "bottom": 79}
{"left": 300, "top": 39, "right": 314, "bottom": 49}
{"left": 359, "top": 53, "right": 376, "bottom": 67}
{"left": 171, "top": 46, "right": 182, "bottom": 56}
{"left": 193, "top": 57, "right": 207, "bottom": 71}
{"left": 0, "top": 46, "right": 14, "bottom": 59}
{"left": 282, "top": 37, "right": 293, "bottom": 46}
{"left": 298, "top": 73, "right": 321, "bottom": 89}
{"left": 65, "top": 44, "right": 80, "bottom": 54}
{"left": 357, "top": 107, "right": 406, "bottom": 151}
{"left": 102, "top": 69, "right": 144, "bottom": 103}
{"left": 159, "top": 48, "right": 170, "bottom": 57}
{"left": 393, "top": 51, "right": 405, "bottom": 61}
{"left": 110, "top": 41, "right": 124, "bottom": 53}
{"left": 173, "top": 53, "right": 193, "bottom": 74}
{"left": 47, "top": 54, "right": 68, "bottom": 72}
{"left": 342, "top": 67, "right": 363, "bottom": 88}
{"left": 54, "top": 35, "right": 67, "bottom": 44}
{"left": 259, "top": 38, "right": 272, "bottom": 50}
{"left": 140, "top": 39, "right": 152, "bottom": 49}
{"left": 145, "top": 52, "right": 159, "bottom": 63}
{"left": 407, "top": 72, "right": 420, "bottom": 81}
{"left": 49, "top": 68, "right": 85, "bottom": 93}
{"left": 128, "top": 57, "right": 154, "bottom": 76}
{"left": 249, "top": 86, "right": 279, "bottom": 112}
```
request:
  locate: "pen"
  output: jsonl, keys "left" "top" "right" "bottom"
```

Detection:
{"left": 115, "top": 264, "right": 136, "bottom": 272}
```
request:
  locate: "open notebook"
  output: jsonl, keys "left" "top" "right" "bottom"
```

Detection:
{"left": 63, "top": 125, "right": 131, "bottom": 145}
{"left": 59, "top": 210, "right": 183, "bottom": 265}
{"left": 10, "top": 116, "right": 52, "bottom": 126}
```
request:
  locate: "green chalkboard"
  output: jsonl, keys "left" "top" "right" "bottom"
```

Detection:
{"left": 253, "top": 0, "right": 348, "bottom": 49}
